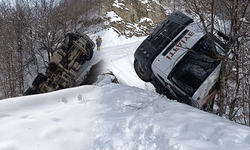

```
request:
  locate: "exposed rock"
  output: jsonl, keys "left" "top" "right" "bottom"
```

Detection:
{"left": 102, "top": 0, "right": 168, "bottom": 37}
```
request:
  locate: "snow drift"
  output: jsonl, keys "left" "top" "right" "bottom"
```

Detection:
{"left": 0, "top": 38, "right": 250, "bottom": 150}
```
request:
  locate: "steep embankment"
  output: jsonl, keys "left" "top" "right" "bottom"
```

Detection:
{"left": 1, "top": 40, "right": 250, "bottom": 150}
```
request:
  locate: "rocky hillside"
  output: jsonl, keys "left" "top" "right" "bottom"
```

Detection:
{"left": 102, "top": 0, "right": 168, "bottom": 37}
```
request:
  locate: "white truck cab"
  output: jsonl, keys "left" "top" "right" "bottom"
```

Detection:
{"left": 134, "top": 12, "right": 234, "bottom": 109}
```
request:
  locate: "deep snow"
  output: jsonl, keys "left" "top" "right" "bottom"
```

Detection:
{"left": 0, "top": 28, "right": 250, "bottom": 150}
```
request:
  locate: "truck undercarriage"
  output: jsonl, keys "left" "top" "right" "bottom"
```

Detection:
{"left": 24, "top": 30, "right": 95, "bottom": 95}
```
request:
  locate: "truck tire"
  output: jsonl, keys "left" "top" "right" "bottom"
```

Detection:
{"left": 64, "top": 33, "right": 74, "bottom": 47}
{"left": 23, "top": 88, "right": 38, "bottom": 96}
{"left": 85, "top": 48, "right": 93, "bottom": 61}
{"left": 32, "top": 73, "right": 47, "bottom": 88}
{"left": 134, "top": 59, "right": 152, "bottom": 82}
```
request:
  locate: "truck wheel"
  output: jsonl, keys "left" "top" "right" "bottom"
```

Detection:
{"left": 134, "top": 59, "right": 151, "bottom": 82}
{"left": 23, "top": 88, "right": 38, "bottom": 96}
{"left": 64, "top": 33, "right": 74, "bottom": 47}
{"left": 85, "top": 48, "right": 93, "bottom": 61}
{"left": 32, "top": 73, "right": 47, "bottom": 88}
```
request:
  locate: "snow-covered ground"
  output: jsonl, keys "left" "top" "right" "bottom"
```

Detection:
{"left": 1, "top": 29, "right": 250, "bottom": 150}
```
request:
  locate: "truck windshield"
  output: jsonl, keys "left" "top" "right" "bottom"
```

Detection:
{"left": 191, "top": 34, "right": 226, "bottom": 60}
{"left": 168, "top": 35, "right": 221, "bottom": 97}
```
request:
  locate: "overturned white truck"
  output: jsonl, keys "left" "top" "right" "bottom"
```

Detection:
{"left": 24, "top": 30, "right": 95, "bottom": 95}
{"left": 134, "top": 12, "right": 235, "bottom": 110}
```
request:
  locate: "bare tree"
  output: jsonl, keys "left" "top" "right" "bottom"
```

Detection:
{"left": 0, "top": 0, "right": 31, "bottom": 98}
{"left": 0, "top": 0, "right": 104, "bottom": 99}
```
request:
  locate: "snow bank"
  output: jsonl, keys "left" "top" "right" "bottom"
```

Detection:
{"left": 1, "top": 74, "right": 250, "bottom": 150}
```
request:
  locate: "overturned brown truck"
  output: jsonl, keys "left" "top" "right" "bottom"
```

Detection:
{"left": 24, "top": 30, "right": 95, "bottom": 95}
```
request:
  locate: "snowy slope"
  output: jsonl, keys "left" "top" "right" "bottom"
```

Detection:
{"left": 0, "top": 29, "right": 250, "bottom": 150}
